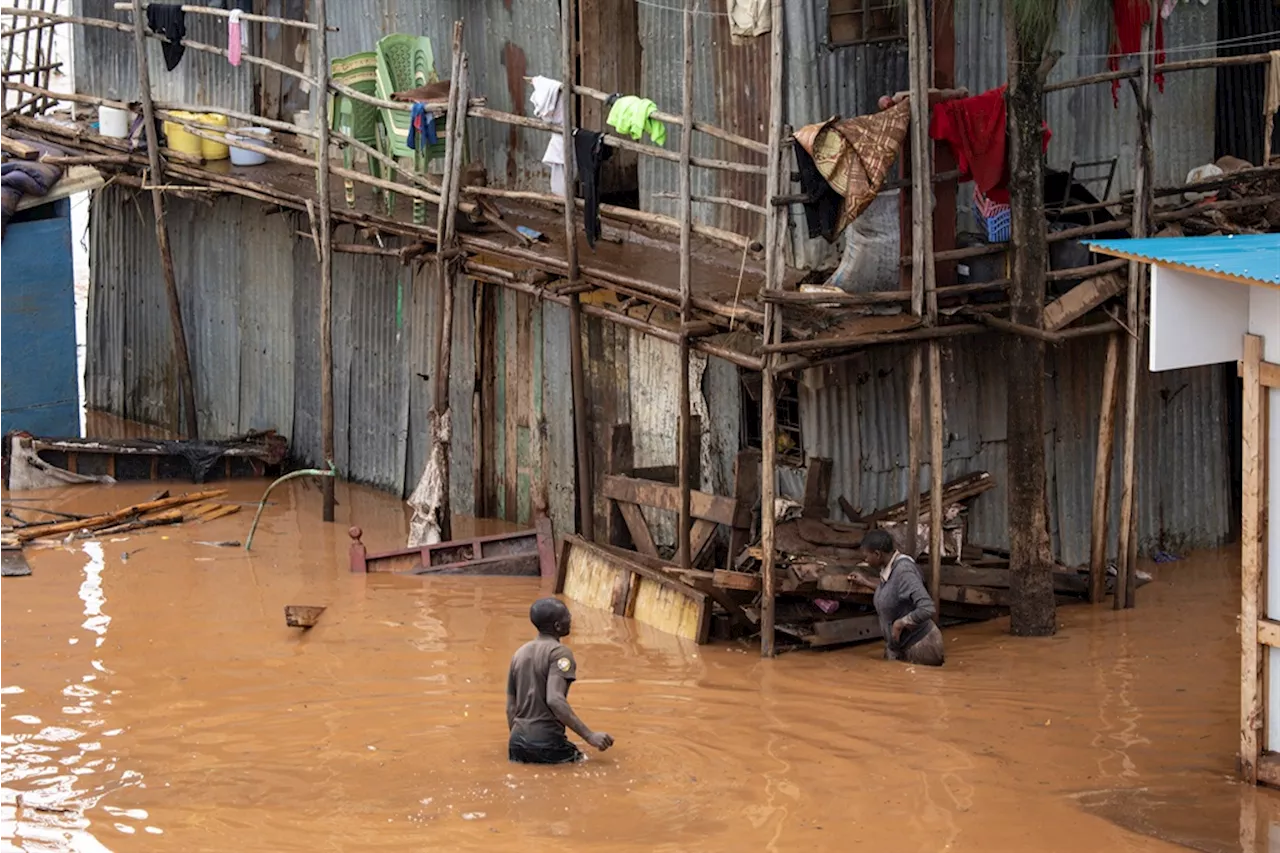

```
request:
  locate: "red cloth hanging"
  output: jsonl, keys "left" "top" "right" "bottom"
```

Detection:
{"left": 1109, "top": 0, "right": 1165, "bottom": 108}
{"left": 929, "top": 86, "right": 1052, "bottom": 204}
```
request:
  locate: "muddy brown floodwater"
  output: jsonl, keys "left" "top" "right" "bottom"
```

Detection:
{"left": 3, "top": 480, "right": 1279, "bottom": 852}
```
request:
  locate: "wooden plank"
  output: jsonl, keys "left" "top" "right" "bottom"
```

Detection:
{"left": 1043, "top": 273, "right": 1126, "bottom": 331}
{"left": 1089, "top": 333, "right": 1122, "bottom": 603}
{"left": 865, "top": 472, "right": 995, "bottom": 523}
{"left": 839, "top": 496, "right": 861, "bottom": 523}
{"left": 1236, "top": 359, "right": 1280, "bottom": 390}
{"left": 606, "top": 423, "right": 634, "bottom": 547}
{"left": 802, "top": 457, "right": 833, "bottom": 519}
{"left": 618, "top": 502, "right": 659, "bottom": 557}
{"left": 804, "top": 614, "right": 882, "bottom": 648}
{"left": 1258, "top": 619, "right": 1280, "bottom": 649}
{"left": 689, "top": 518, "right": 717, "bottom": 565}
{"left": 726, "top": 448, "right": 761, "bottom": 567}
{"left": 411, "top": 553, "right": 541, "bottom": 576}
{"left": 1242, "top": 333, "right": 1265, "bottom": 784}
{"left": 559, "top": 535, "right": 710, "bottom": 643}
{"left": 600, "top": 474, "right": 740, "bottom": 526}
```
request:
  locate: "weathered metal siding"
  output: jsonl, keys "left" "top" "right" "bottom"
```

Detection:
{"left": 72, "top": 0, "right": 254, "bottom": 112}
{"left": 84, "top": 185, "right": 578, "bottom": 530}
{"left": 797, "top": 334, "right": 1233, "bottom": 567}
{"left": 954, "top": 0, "right": 1218, "bottom": 225}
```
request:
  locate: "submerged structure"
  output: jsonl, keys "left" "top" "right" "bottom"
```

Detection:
{"left": 0, "top": 1, "right": 1273, "bottom": 664}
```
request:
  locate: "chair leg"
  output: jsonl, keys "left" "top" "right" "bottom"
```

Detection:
{"left": 413, "top": 145, "right": 427, "bottom": 226}
{"left": 343, "top": 148, "right": 356, "bottom": 208}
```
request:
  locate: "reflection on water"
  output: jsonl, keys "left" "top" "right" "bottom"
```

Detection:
{"left": 1, "top": 479, "right": 1278, "bottom": 852}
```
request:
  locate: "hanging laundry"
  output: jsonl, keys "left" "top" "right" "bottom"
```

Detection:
{"left": 529, "top": 76, "right": 567, "bottom": 195}
{"left": 929, "top": 86, "right": 1051, "bottom": 204}
{"left": 1266, "top": 51, "right": 1280, "bottom": 163}
{"left": 791, "top": 99, "right": 911, "bottom": 242}
{"left": 793, "top": 138, "right": 845, "bottom": 243}
{"left": 607, "top": 95, "right": 666, "bottom": 146}
{"left": 728, "top": 0, "right": 770, "bottom": 39}
{"left": 145, "top": 4, "right": 187, "bottom": 72}
{"left": 1109, "top": 0, "right": 1165, "bottom": 108}
{"left": 2, "top": 143, "right": 65, "bottom": 237}
{"left": 406, "top": 102, "right": 438, "bottom": 150}
{"left": 573, "top": 129, "right": 612, "bottom": 248}
{"left": 227, "top": 9, "right": 244, "bottom": 67}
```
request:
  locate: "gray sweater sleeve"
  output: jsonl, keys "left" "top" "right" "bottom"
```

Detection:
{"left": 898, "top": 564, "right": 936, "bottom": 627}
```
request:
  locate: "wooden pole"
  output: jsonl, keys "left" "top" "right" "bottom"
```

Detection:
{"left": 1115, "top": 1, "right": 1156, "bottom": 609}
{"left": 675, "top": 0, "right": 694, "bottom": 570}
{"left": 1088, "top": 332, "right": 1122, "bottom": 603}
{"left": 905, "top": 0, "right": 936, "bottom": 587}
{"left": 1240, "top": 333, "right": 1265, "bottom": 784}
{"left": 562, "top": 0, "right": 594, "bottom": 542}
{"left": 129, "top": 0, "right": 198, "bottom": 439}
{"left": 312, "top": 0, "right": 335, "bottom": 521}
{"left": 759, "top": 0, "right": 784, "bottom": 657}
{"left": 438, "top": 26, "right": 467, "bottom": 544}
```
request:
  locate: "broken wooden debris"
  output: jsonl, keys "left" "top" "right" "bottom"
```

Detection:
{"left": 863, "top": 472, "right": 995, "bottom": 524}
{"left": 555, "top": 535, "right": 712, "bottom": 644}
{"left": 285, "top": 605, "right": 326, "bottom": 628}
{"left": 348, "top": 516, "right": 555, "bottom": 579}
{"left": 7, "top": 489, "right": 234, "bottom": 543}
{"left": 4, "top": 431, "right": 287, "bottom": 489}
{"left": 1, "top": 547, "right": 32, "bottom": 578}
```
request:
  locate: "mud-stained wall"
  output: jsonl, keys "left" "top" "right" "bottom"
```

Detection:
{"left": 85, "top": 185, "right": 743, "bottom": 544}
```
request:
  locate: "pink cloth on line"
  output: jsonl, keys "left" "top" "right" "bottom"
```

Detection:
{"left": 228, "top": 10, "right": 243, "bottom": 67}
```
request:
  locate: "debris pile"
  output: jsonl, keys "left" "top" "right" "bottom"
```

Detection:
{"left": 2, "top": 489, "right": 241, "bottom": 546}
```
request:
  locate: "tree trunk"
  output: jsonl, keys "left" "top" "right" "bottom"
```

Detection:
{"left": 1004, "top": 13, "right": 1056, "bottom": 636}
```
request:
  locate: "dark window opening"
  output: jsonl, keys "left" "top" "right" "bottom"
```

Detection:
{"left": 739, "top": 371, "right": 804, "bottom": 467}
{"left": 829, "top": 0, "right": 906, "bottom": 47}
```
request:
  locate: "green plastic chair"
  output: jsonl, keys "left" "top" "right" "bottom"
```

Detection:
{"left": 330, "top": 52, "right": 383, "bottom": 208}
{"left": 375, "top": 34, "right": 447, "bottom": 223}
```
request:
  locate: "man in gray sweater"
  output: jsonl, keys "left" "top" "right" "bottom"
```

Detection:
{"left": 850, "top": 530, "right": 945, "bottom": 666}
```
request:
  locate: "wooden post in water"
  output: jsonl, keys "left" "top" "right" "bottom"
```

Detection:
{"left": 313, "top": 0, "right": 335, "bottom": 521}
{"left": 130, "top": 0, "right": 198, "bottom": 440}
{"left": 1240, "top": 333, "right": 1265, "bottom": 784}
{"left": 1088, "top": 332, "right": 1121, "bottom": 603}
{"left": 675, "top": 0, "right": 694, "bottom": 570}
{"left": 561, "top": 0, "right": 595, "bottom": 542}
{"left": 1115, "top": 0, "right": 1156, "bottom": 608}
{"left": 759, "top": 0, "right": 784, "bottom": 657}
{"left": 905, "top": 0, "right": 940, "bottom": 602}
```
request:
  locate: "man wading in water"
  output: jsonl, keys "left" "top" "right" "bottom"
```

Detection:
{"left": 849, "top": 530, "right": 945, "bottom": 666}
{"left": 506, "top": 598, "right": 614, "bottom": 764}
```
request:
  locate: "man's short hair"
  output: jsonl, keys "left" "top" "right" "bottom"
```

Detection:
{"left": 530, "top": 597, "right": 568, "bottom": 633}
{"left": 859, "top": 529, "right": 895, "bottom": 556}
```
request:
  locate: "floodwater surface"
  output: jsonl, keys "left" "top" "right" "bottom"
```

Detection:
{"left": 2, "top": 480, "right": 1278, "bottom": 852}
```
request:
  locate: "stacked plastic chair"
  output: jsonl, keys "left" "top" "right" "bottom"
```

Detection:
{"left": 374, "top": 34, "right": 446, "bottom": 224}
{"left": 329, "top": 52, "right": 382, "bottom": 208}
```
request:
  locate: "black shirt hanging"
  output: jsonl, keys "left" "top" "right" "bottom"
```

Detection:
{"left": 146, "top": 4, "right": 188, "bottom": 72}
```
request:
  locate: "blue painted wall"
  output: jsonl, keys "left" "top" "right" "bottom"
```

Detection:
{"left": 2, "top": 197, "right": 80, "bottom": 437}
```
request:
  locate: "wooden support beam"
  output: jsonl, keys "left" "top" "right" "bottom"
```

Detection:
{"left": 600, "top": 475, "right": 742, "bottom": 527}
{"left": 606, "top": 423, "right": 635, "bottom": 547}
{"left": 1115, "top": 4, "right": 1156, "bottom": 610}
{"left": 1241, "top": 333, "right": 1266, "bottom": 784}
{"left": 726, "top": 448, "right": 761, "bottom": 567}
{"left": 1089, "top": 333, "right": 1122, "bottom": 603}
{"left": 759, "top": 0, "right": 784, "bottom": 658}
{"left": 1237, "top": 359, "right": 1280, "bottom": 389}
{"left": 313, "top": 0, "right": 334, "bottom": 521}
{"left": 905, "top": 348, "right": 923, "bottom": 556}
{"left": 676, "top": 0, "right": 694, "bottom": 571}
{"left": 129, "top": 0, "right": 198, "bottom": 440}
{"left": 802, "top": 457, "right": 833, "bottom": 519}
{"left": 1043, "top": 273, "right": 1126, "bottom": 332}
{"left": 561, "top": 4, "right": 594, "bottom": 543}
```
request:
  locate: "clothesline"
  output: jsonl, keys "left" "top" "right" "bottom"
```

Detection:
{"left": 1010, "top": 29, "right": 1280, "bottom": 65}
{"left": 632, "top": 0, "right": 725, "bottom": 18}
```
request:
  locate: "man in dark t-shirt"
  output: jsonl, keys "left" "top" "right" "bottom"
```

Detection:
{"left": 506, "top": 598, "right": 614, "bottom": 764}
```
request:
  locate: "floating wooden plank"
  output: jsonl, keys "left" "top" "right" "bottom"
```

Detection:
{"left": 348, "top": 516, "right": 555, "bottom": 580}
{"left": 1, "top": 547, "right": 31, "bottom": 578}
{"left": 14, "top": 489, "right": 228, "bottom": 542}
{"left": 558, "top": 535, "right": 711, "bottom": 643}
{"left": 600, "top": 474, "right": 745, "bottom": 527}
{"left": 285, "top": 605, "right": 326, "bottom": 628}
{"left": 778, "top": 614, "right": 881, "bottom": 648}
{"left": 1043, "top": 272, "right": 1125, "bottom": 331}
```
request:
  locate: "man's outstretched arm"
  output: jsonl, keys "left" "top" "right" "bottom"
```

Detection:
{"left": 546, "top": 673, "right": 613, "bottom": 751}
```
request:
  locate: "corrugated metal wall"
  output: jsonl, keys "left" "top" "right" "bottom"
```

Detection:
{"left": 86, "top": 184, "right": 742, "bottom": 542}
{"left": 796, "top": 333, "right": 1234, "bottom": 566}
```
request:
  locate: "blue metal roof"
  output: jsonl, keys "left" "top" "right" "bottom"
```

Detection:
{"left": 1086, "top": 235, "right": 1280, "bottom": 286}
